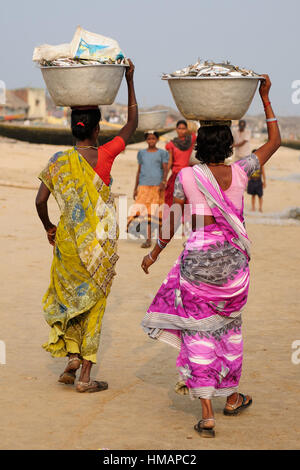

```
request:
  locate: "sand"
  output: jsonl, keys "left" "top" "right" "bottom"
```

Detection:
{"left": 0, "top": 135, "right": 299, "bottom": 450}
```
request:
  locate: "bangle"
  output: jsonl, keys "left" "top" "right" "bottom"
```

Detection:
{"left": 129, "top": 103, "right": 138, "bottom": 108}
{"left": 148, "top": 252, "right": 159, "bottom": 262}
{"left": 157, "top": 238, "right": 168, "bottom": 249}
{"left": 266, "top": 118, "right": 277, "bottom": 123}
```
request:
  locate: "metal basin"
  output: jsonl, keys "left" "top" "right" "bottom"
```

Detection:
{"left": 138, "top": 110, "right": 168, "bottom": 130}
{"left": 163, "top": 76, "right": 261, "bottom": 121}
{"left": 40, "top": 64, "right": 127, "bottom": 106}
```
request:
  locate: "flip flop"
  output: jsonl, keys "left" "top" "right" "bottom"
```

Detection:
{"left": 76, "top": 380, "right": 108, "bottom": 393}
{"left": 58, "top": 371, "right": 76, "bottom": 385}
{"left": 194, "top": 419, "right": 216, "bottom": 438}
{"left": 223, "top": 393, "right": 252, "bottom": 416}
{"left": 141, "top": 240, "right": 151, "bottom": 248}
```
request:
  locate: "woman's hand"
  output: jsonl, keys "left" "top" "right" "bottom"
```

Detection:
{"left": 46, "top": 225, "right": 57, "bottom": 246}
{"left": 259, "top": 74, "right": 271, "bottom": 100}
{"left": 141, "top": 252, "right": 158, "bottom": 274}
{"left": 125, "top": 59, "right": 135, "bottom": 83}
{"left": 159, "top": 181, "right": 166, "bottom": 193}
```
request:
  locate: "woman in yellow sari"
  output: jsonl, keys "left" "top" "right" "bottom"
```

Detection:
{"left": 35, "top": 60, "right": 137, "bottom": 392}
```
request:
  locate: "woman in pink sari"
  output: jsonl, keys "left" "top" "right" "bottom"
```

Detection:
{"left": 141, "top": 76, "right": 280, "bottom": 437}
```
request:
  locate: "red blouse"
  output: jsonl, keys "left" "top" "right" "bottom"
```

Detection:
{"left": 165, "top": 133, "right": 197, "bottom": 174}
{"left": 94, "top": 136, "right": 125, "bottom": 185}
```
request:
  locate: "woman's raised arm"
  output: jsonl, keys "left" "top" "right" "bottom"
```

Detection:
{"left": 118, "top": 59, "right": 138, "bottom": 144}
{"left": 254, "top": 74, "right": 281, "bottom": 166}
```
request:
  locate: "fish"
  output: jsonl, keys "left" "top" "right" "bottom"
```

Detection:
{"left": 162, "top": 59, "right": 259, "bottom": 79}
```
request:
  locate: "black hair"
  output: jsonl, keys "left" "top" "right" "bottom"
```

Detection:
{"left": 71, "top": 108, "right": 101, "bottom": 140}
{"left": 144, "top": 131, "right": 159, "bottom": 140}
{"left": 176, "top": 120, "right": 187, "bottom": 128}
{"left": 195, "top": 125, "right": 233, "bottom": 164}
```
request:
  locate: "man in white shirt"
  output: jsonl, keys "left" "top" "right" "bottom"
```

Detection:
{"left": 233, "top": 120, "right": 251, "bottom": 161}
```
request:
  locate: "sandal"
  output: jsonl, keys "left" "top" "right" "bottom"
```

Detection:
{"left": 58, "top": 357, "right": 82, "bottom": 385}
{"left": 58, "top": 371, "right": 76, "bottom": 384}
{"left": 141, "top": 240, "right": 151, "bottom": 248}
{"left": 194, "top": 418, "right": 216, "bottom": 438}
{"left": 76, "top": 380, "right": 108, "bottom": 393}
{"left": 223, "top": 393, "right": 252, "bottom": 416}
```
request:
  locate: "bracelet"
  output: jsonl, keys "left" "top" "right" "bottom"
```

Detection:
{"left": 157, "top": 238, "right": 168, "bottom": 249}
{"left": 266, "top": 118, "right": 277, "bottom": 123}
{"left": 148, "top": 252, "right": 159, "bottom": 262}
{"left": 128, "top": 103, "right": 138, "bottom": 108}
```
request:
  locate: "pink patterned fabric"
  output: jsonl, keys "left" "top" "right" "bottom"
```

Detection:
{"left": 142, "top": 154, "right": 260, "bottom": 399}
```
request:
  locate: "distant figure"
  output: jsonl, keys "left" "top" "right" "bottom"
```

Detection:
{"left": 233, "top": 120, "right": 251, "bottom": 160}
{"left": 247, "top": 148, "right": 266, "bottom": 212}
{"left": 127, "top": 131, "right": 169, "bottom": 248}
{"left": 164, "top": 120, "right": 197, "bottom": 206}
{"left": 108, "top": 110, "right": 120, "bottom": 124}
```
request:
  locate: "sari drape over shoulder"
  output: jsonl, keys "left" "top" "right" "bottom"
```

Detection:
{"left": 39, "top": 148, "right": 119, "bottom": 363}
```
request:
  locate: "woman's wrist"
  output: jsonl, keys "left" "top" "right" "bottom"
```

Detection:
{"left": 45, "top": 222, "right": 55, "bottom": 232}
{"left": 151, "top": 244, "right": 162, "bottom": 259}
{"left": 126, "top": 78, "right": 134, "bottom": 89}
{"left": 260, "top": 94, "right": 270, "bottom": 104}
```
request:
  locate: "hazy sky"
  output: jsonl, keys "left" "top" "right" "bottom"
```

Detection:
{"left": 1, "top": 0, "right": 299, "bottom": 115}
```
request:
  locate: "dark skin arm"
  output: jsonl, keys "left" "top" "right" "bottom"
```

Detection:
{"left": 254, "top": 74, "right": 281, "bottom": 166}
{"left": 159, "top": 162, "right": 168, "bottom": 193}
{"left": 262, "top": 166, "right": 266, "bottom": 188}
{"left": 166, "top": 149, "right": 173, "bottom": 178}
{"left": 118, "top": 59, "right": 138, "bottom": 145}
{"left": 35, "top": 182, "right": 56, "bottom": 245}
{"left": 133, "top": 164, "right": 141, "bottom": 199}
{"left": 141, "top": 197, "right": 185, "bottom": 273}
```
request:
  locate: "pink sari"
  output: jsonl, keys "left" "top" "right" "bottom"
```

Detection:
{"left": 141, "top": 162, "right": 253, "bottom": 399}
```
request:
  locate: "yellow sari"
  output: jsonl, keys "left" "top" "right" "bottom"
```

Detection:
{"left": 39, "top": 148, "right": 119, "bottom": 363}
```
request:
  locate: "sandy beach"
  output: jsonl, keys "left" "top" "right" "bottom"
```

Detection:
{"left": 0, "top": 135, "right": 300, "bottom": 450}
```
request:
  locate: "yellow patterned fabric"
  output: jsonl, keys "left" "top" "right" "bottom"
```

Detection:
{"left": 38, "top": 147, "right": 119, "bottom": 363}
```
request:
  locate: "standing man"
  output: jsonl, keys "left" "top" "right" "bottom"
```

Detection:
{"left": 233, "top": 120, "right": 252, "bottom": 160}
